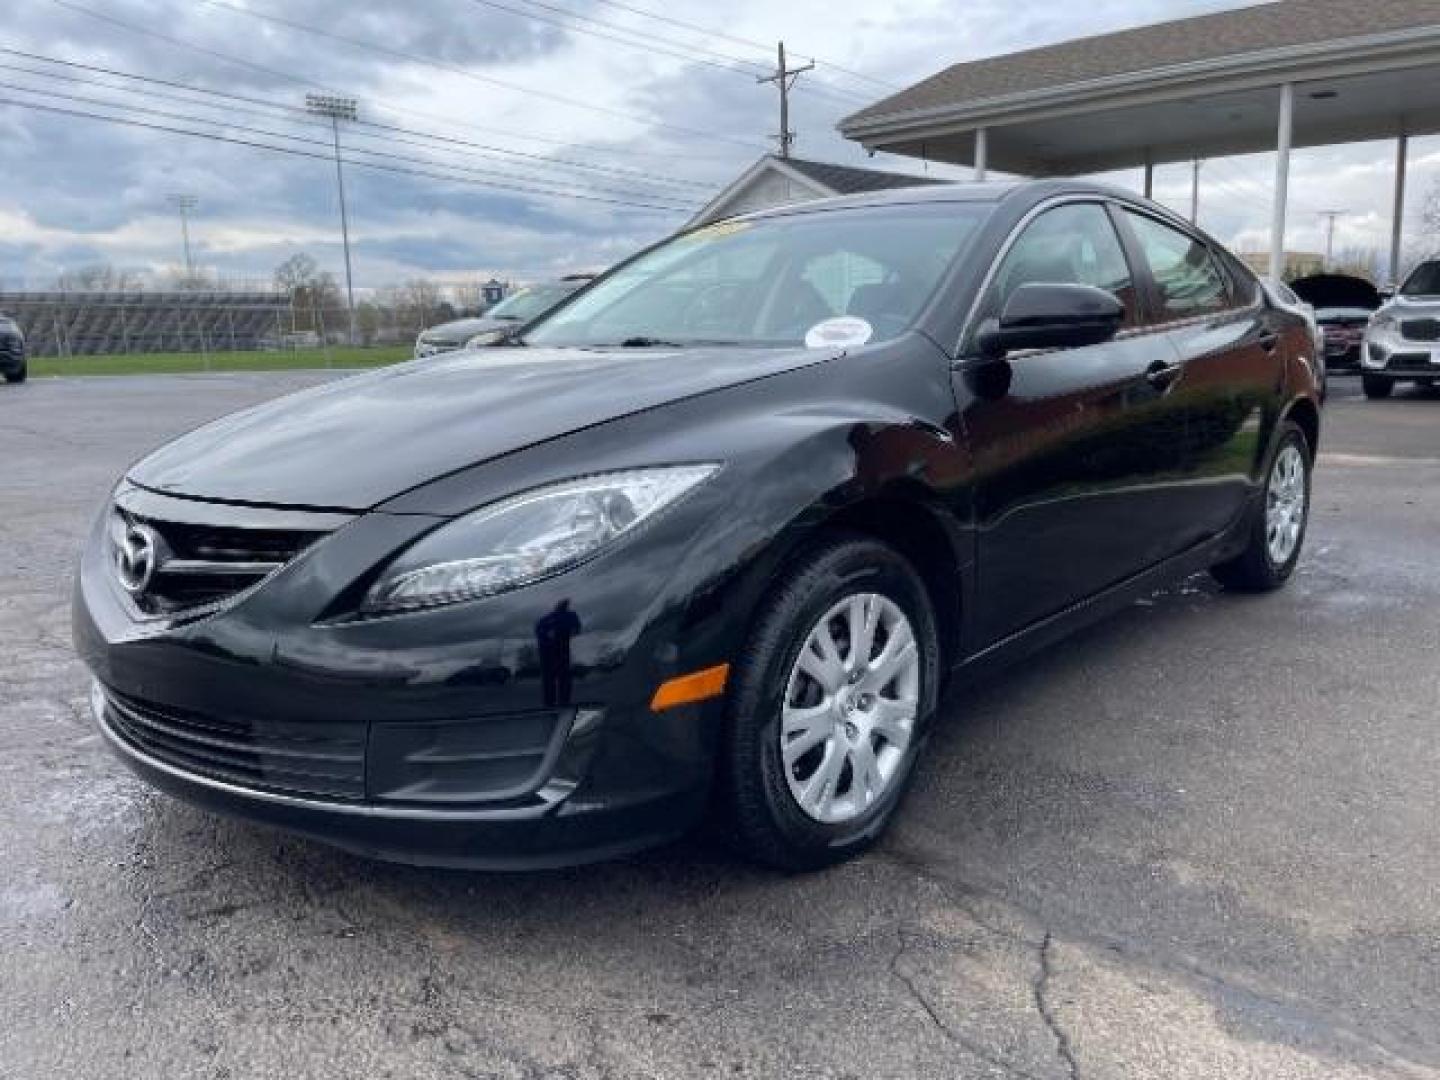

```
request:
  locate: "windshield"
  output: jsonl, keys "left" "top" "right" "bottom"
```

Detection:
{"left": 488, "top": 283, "right": 574, "bottom": 321}
{"left": 1400, "top": 261, "right": 1440, "bottom": 297}
{"left": 524, "top": 202, "right": 988, "bottom": 349}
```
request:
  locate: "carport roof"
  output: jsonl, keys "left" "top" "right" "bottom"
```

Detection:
{"left": 839, "top": 0, "right": 1440, "bottom": 174}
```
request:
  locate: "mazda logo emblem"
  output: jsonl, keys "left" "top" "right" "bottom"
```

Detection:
{"left": 115, "top": 522, "right": 162, "bottom": 596}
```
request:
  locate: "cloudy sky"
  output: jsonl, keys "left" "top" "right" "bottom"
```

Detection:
{"left": 0, "top": 0, "right": 1432, "bottom": 293}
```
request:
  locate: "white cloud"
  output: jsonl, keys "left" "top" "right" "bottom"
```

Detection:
{"left": 1, "top": 0, "right": 1432, "bottom": 288}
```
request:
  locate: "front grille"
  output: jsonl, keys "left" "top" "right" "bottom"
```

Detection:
{"left": 1400, "top": 319, "right": 1440, "bottom": 342}
{"left": 1385, "top": 351, "right": 1436, "bottom": 371}
{"left": 112, "top": 510, "right": 326, "bottom": 616}
{"left": 102, "top": 688, "right": 367, "bottom": 799}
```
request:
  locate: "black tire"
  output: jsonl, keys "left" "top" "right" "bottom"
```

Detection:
{"left": 1212, "top": 421, "right": 1311, "bottom": 593}
{"left": 717, "top": 535, "right": 941, "bottom": 871}
{"left": 2, "top": 363, "right": 24, "bottom": 384}
{"left": 1362, "top": 374, "right": 1393, "bottom": 399}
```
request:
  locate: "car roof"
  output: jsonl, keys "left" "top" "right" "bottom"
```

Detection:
{"left": 718, "top": 177, "right": 1176, "bottom": 226}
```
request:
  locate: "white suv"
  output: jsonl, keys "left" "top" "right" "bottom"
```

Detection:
{"left": 1361, "top": 260, "right": 1440, "bottom": 398}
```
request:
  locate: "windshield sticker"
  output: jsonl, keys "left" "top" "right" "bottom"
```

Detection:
{"left": 680, "top": 220, "right": 751, "bottom": 244}
{"left": 805, "top": 316, "right": 873, "bottom": 350}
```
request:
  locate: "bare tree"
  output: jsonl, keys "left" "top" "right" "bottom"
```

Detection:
{"left": 54, "top": 264, "right": 146, "bottom": 292}
{"left": 274, "top": 253, "right": 343, "bottom": 336}
{"left": 386, "top": 278, "right": 447, "bottom": 334}
{"left": 452, "top": 280, "right": 486, "bottom": 315}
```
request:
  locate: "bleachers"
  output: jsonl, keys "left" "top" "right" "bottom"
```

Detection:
{"left": 0, "top": 291, "right": 291, "bottom": 356}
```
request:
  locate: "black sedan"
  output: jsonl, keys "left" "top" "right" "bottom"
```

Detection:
{"left": 74, "top": 181, "right": 1321, "bottom": 871}
{"left": 0, "top": 313, "right": 25, "bottom": 384}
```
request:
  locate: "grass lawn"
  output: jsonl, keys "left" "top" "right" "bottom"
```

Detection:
{"left": 30, "top": 346, "right": 412, "bottom": 377}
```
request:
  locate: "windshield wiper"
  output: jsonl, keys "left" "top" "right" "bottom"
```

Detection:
{"left": 617, "top": 336, "right": 683, "bottom": 347}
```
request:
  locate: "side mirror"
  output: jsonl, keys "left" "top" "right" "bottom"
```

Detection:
{"left": 974, "top": 283, "right": 1125, "bottom": 360}
{"left": 1379, "top": 284, "right": 1397, "bottom": 300}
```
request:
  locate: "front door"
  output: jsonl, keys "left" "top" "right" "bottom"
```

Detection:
{"left": 955, "top": 200, "right": 1192, "bottom": 646}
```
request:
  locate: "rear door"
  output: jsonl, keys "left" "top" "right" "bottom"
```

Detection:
{"left": 1116, "top": 208, "right": 1287, "bottom": 542}
{"left": 957, "top": 200, "right": 1193, "bottom": 646}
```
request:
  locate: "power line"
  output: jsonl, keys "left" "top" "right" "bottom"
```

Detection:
{"left": 553, "top": 0, "right": 904, "bottom": 92}
{"left": 469, "top": 0, "right": 772, "bottom": 78}
{"left": 0, "top": 95, "right": 700, "bottom": 215}
{"left": 474, "top": 0, "right": 875, "bottom": 109}
{"left": 187, "top": 0, "right": 766, "bottom": 149}
{"left": 44, "top": 0, "right": 759, "bottom": 160}
{"left": 0, "top": 79, "right": 698, "bottom": 206}
{"left": 0, "top": 53, "right": 718, "bottom": 194}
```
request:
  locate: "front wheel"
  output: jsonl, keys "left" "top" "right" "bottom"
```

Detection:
{"left": 1212, "top": 421, "right": 1311, "bottom": 592}
{"left": 718, "top": 536, "right": 940, "bottom": 871}
{"left": 1362, "top": 374, "right": 1393, "bottom": 399}
{"left": 2, "top": 363, "right": 25, "bottom": 384}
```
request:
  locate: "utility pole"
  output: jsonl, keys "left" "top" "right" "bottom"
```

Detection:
{"left": 305, "top": 94, "right": 359, "bottom": 346}
{"left": 1189, "top": 160, "right": 1203, "bottom": 223}
{"left": 166, "top": 193, "right": 198, "bottom": 285}
{"left": 1317, "top": 209, "right": 1347, "bottom": 269}
{"left": 756, "top": 41, "right": 813, "bottom": 159}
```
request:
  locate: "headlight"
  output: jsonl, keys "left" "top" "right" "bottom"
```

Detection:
{"left": 465, "top": 329, "right": 505, "bottom": 349}
{"left": 363, "top": 465, "right": 720, "bottom": 613}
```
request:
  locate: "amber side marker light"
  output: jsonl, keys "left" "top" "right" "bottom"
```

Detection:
{"left": 650, "top": 663, "right": 730, "bottom": 711}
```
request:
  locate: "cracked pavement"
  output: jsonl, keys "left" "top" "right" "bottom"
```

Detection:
{"left": 2, "top": 373, "right": 1438, "bottom": 1079}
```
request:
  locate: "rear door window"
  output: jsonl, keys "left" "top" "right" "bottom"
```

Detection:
{"left": 1122, "top": 211, "right": 1231, "bottom": 321}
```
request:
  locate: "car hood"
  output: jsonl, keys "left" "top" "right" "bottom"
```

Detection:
{"left": 128, "top": 345, "right": 824, "bottom": 510}
{"left": 1379, "top": 294, "right": 1440, "bottom": 317}
{"left": 1289, "top": 273, "right": 1380, "bottom": 312}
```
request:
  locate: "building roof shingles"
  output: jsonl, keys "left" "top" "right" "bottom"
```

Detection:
{"left": 781, "top": 155, "right": 945, "bottom": 194}
{"left": 843, "top": 0, "right": 1440, "bottom": 126}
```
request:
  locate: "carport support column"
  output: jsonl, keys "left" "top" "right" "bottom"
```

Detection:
{"left": 1269, "top": 82, "right": 1294, "bottom": 285}
{"left": 1390, "top": 130, "right": 1408, "bottom": 286}
{"left": 974, "top": 126, "right": 988, "bottom": 183}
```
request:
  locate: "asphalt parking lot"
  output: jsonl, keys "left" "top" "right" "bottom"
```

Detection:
{"left": 2, "top": 372, "right": 1437, "bottom": 1079}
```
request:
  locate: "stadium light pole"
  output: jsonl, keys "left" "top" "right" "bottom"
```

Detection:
{"left": 166, "top": 193, "right": 198, "bottom": 284}
{"left": 305, "top": 94, "right": 359, "bottom": 345}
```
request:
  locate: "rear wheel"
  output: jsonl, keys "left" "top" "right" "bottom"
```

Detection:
{"left": 2, "top": 362, "right": 24, "bottom": 384}
{"left": 718, "top": 536, "right": 940, "bottom": 871}
{"left": 1212, "top": 421, "right": 1311, "bottom": 593}
{"left": 1362, "top": 374, "right": 1393, "bottom": 399}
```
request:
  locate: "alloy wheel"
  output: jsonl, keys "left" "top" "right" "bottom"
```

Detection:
{"left": 1265, "top": 442, "right": 1306, "bottom": 566}
{"left": 780, "top": 593, "right": 920, "bottom": 824}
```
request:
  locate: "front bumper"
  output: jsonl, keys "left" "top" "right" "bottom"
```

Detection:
{"left": 0, "top": 335, "right": 23, "bottom": 374}
{"left": 1363, "top": 332, "right": 1440, "bottom": 378}
{"left": 73, "top": 486, "right": 729, "bottom": 868}
{"left": 90, "top": 682, "right": 701, "bottom": 868}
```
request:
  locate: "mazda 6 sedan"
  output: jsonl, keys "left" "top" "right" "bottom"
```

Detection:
{"left": 74, "top": 181, "right": 1321, "bottom": 871}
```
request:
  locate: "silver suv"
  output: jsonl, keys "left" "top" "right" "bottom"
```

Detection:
{"left": 1361, "top": 260, "right": 1440, "bottom": 398}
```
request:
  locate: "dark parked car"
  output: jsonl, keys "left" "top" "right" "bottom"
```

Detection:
{"left": 0, "top": 314, "right": 26, "bottom": 384}
{"left": 1361, "top": 258, "right": 1440, "bottom": 397}
{"left": 413, "top": 276, "right": 595, "bottom": 359}
{"left": 74, "top": 182, "right": 1321, "bottom": 871}
{"left": 1290, "top": 273, "right": 1381, "bottom": 372}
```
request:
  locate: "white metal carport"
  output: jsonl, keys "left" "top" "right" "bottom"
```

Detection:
{"left": 839, "top": 0, "right": 1440, "bottom": 284}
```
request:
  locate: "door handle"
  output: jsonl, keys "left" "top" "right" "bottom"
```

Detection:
{"left": 1145, "top": 359, "right": 1183, "bottom": 388}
